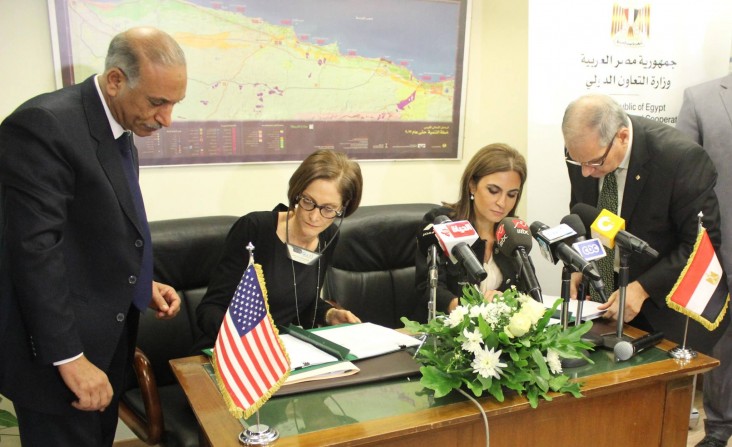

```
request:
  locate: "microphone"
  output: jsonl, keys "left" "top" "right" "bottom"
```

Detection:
{"left": 530, "top": 221, "right": 602, "bottom": 281}
{"left": 571, "top": 203, "right": 659, "bottom": 258}
{"left": 614, "top": 331, "right": 664, "bottom": 361}
{"left": 560, "top": 214, "right": 609, "bottom": 302}
{"left": 433, "top": 215, "right": 488, "bottom": 284}
{"left": 416, "top": 222, "right": 440, "bottom": 258}
{"left": 495, "top": 217, "right": 543, "bottom": 302}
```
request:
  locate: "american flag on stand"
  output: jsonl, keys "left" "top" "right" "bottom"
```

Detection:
{"left": 667, "top": 228, "right": 730, "bottom": 331}
{"left": 212, "top": 262, "right": 290, "bottom": 419}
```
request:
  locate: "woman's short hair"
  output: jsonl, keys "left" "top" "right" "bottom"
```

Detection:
{"left": 448, "top": 143, "right": 527, "bottom": 222}
{"left": 288, "top": 149, "right": 363, "bottom": 217}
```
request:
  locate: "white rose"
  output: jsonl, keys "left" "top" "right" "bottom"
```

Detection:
{"left": 521, "top": 298, "right": 547, "bottom": 325}
{"left": 505, "top": 312, "right": 531, "bottom": 338}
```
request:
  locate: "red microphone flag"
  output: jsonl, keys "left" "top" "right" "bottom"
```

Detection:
{"left": 666, "top": 228, "right": 730, "bottom": 331}
{"left": 212, "top": 263, "right": 290, "bottom": 419}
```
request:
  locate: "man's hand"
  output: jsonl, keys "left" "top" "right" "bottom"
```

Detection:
{"left": 325, "top": 308, "right": 361, "bottom": 325}
{"left": 150, "top": 281, "right": 181, "bottom": 320}
{"left": 569, "top": 272, "right": 584, "bottom": 299}
{"left": 57, "top": 355, "right": 113, "bottom": 412}
{"left": 598, "top": 280, "right": 649, "bottom": 322}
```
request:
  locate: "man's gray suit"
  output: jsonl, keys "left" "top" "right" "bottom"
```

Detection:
{"left": 677, "top": 73, "right": 732, "bottom": 445}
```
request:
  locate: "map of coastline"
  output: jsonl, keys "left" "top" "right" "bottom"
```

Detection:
{"left": 53, "top": 0, "right": 467, "bottom": 164}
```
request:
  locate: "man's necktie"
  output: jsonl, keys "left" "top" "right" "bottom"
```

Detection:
{"left": 592, "top": 170, "right": 618, "bottom": 301}
{"left": 118, "top": 132, "right": 153, "bottom": 311}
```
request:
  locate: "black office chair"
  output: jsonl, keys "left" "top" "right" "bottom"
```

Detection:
{"left": 119, "top": 216, "right": 236, "bottom": 447}
{"left": 322, "top": 204, "right": 437, "bottom": 328}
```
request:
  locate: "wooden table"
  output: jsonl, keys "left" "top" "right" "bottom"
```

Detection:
{"left": 171, "top": 324, "right": 718, "bottom": 447}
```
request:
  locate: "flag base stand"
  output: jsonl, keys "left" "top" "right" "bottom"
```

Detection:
{"left": 669, "top": 346, "right": 698, "bottom": 360}
{"left": 239, "top": 424, "right": 279, "bottom": 446}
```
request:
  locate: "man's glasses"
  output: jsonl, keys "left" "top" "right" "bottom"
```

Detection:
{"left": 565, "top": 135, "right": 616, "bottom": 167}
{"left": 297, "top": 195, "right": 344, "bottom": 219}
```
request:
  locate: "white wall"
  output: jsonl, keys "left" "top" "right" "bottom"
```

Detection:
{"left": 0, "top": 0, "right": 529, "bottom": 221}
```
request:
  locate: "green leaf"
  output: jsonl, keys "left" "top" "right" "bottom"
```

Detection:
{"left": 465, "top": 378, "right": 485, "bottom": 397}
{"left": 534, "top": 373, "right": 549, "bottom": 393}
{"left": 0, "top": 409, "right": 18, "bottom": 428}
{"left": 420, "top": 365, "right": 461, "bottom": 398}
{"left": 530, "top": 348, "right": 550, "bottom": 378}
{"left": 527, "top": 387, "right": 539, "bottom": 408}
{"left": 488, "top": 380, "right": 505, "bottom": 402}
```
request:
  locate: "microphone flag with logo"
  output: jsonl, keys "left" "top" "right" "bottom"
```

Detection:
{"left": 212, "top": 257, "right": 290, "bottom": 419}
{"left": 666, "top": 227, "right": 730, "bottom": 331}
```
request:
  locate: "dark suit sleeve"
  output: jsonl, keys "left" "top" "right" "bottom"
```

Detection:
{"left": 0, "top": 106, "right": 83, "bottom": 364}
{"left": 634, "top": 146, "right": 721, "bottom": 304}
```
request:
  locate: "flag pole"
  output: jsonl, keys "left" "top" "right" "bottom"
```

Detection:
{"left": 668, "top": 213, "right": 702, "bottom": 361}
{"left": 235, "top": 242, "right": 281, "bottom": 445}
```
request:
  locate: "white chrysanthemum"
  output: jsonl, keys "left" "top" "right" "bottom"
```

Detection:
{"left": 461, "top": 327, "right": 483, "bottom": 353}
{"left": 505, "top": 312, "right": 531, "bottom": 338}
{"left": 471, "top": 346, "right": 507, "bottom": 379}
{"left": 447, "top": 305, "right": 469, "bottom": 328}
{"left": 546, "top": 348, "right": 563, "bottom": 374}
{"left": 469, "top": 303, "right": 486, "bottom": 319}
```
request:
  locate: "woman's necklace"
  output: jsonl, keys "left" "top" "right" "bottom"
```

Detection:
{"left": 285, "top": 213, "right": 321, "bottom": 328}
{"left": 290, "top": 243, "right": 320, "bottom": 328}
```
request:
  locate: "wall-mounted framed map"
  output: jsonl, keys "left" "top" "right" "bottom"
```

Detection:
{"left": 49, "top": 0, "right": 470, "bottom": 166}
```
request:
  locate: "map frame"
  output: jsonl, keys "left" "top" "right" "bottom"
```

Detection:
{"left": 48, "top": 0, "right": 471, "bottom": 166}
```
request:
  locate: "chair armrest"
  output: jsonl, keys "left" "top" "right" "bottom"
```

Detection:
{"left": 118, "top": 347, "right": 165, "bottom": 445}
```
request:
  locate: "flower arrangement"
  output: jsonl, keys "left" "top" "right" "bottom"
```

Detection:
{"left": 401, "top": 286, "right": 594, "bottom": 408}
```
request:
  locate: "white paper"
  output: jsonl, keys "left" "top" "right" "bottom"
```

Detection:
{"left": 280, "top": 334, "right": 338, "bottom": 369}
{"left": 543, "top": 296, "right": 606, "bottom": 321}
{"left": 285, "top": 361, "right": 359, "bottom": 385}
{"left": 314, "top": 322, "right": 421, "bottom": 359}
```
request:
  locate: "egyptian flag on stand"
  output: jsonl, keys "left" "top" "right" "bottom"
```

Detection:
{"left": 666, "top": 228, "right": 730, "bottom": 331}
{"left": 212, "top": 262, "right": 290, "bottom": 419}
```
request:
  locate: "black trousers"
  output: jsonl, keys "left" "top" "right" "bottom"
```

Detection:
{"left": 14, "top": 308, "right": 139, "bottom": 447}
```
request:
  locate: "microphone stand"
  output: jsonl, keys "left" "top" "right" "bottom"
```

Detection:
{"left": 601, "top": 249, "right": 632, "bottom": 349}
{"left": 560, "top": 266, "right": 571, "bottom": 331}
{"left": 560, "top": 265, "right": 589, "bottom": 368}
{"left": 575, "top": 279, "right": 586, "bottom": 327}
{"left": 428, "top": 245, "right": 439, "bottom": 322}
{"left": 577, "top": 278, "right": 603, "bottom": 346}
{"left": 415, "top": 245, "right": 440, "bottom": 356}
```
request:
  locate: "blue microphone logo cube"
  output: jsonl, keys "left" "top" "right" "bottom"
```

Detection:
{"left": 572, "top": 238, "right": 607, "bottom": 262}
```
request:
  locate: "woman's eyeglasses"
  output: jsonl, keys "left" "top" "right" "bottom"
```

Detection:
{"left": 296, "top": 195, "right": 344, "bottom": 219}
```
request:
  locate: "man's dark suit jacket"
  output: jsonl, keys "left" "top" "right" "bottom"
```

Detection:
{"left": 567, "top": 115, "right": 730, "bottom": 354}
{"left": 0, "top": 76, "right": 146, "bottom": 414}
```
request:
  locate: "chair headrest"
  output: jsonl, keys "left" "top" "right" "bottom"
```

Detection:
{"left": 150, "top": 216, "right": 237, "bottom": 290}
{"left": 332, "top": 204, "right": 437, "bottom": 271}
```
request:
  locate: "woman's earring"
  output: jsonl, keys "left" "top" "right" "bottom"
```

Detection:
{"left": 469, "top": 193, "right": 474, "bottom": 201}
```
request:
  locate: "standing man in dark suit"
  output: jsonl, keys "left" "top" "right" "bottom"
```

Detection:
{"left": 561, "top": 94, "right": 730, "bottom": 355}
{"left": 0, "top": 27, "right": 185, "bottom": 446}
{"left": 677, "top": 74, "right": 732, "bottom": 447}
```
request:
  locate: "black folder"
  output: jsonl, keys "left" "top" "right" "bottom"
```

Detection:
{"left": 276, "top": 349, "right": 421, "bottom": 396}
